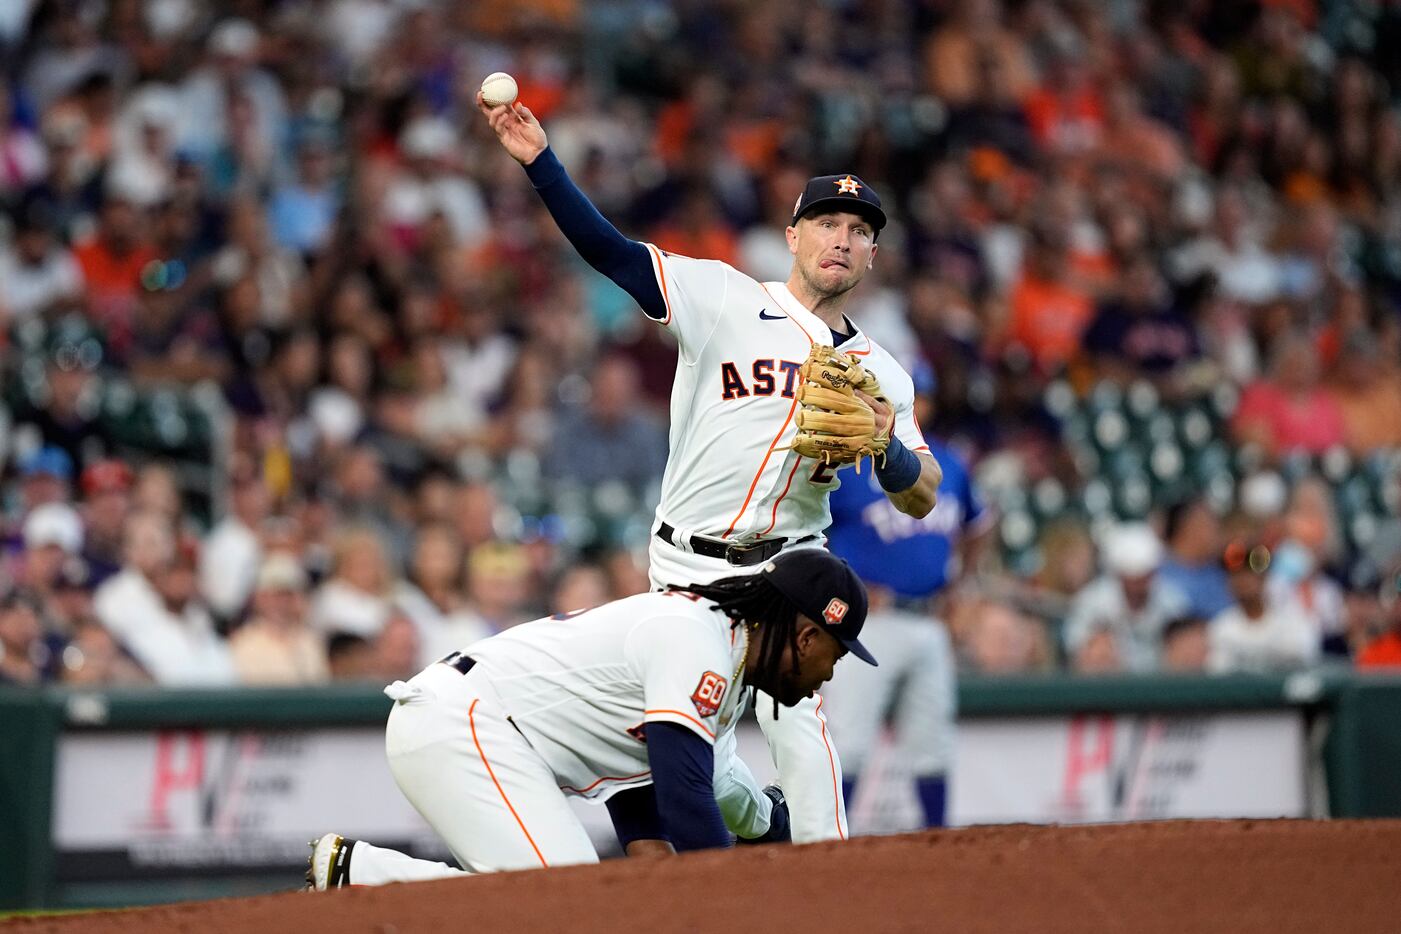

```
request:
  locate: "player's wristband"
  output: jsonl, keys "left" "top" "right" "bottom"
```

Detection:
{"left": 876, "top": 435, "right": 922, "bottom": 493}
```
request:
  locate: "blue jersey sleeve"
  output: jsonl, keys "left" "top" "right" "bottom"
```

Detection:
{"left": 646, "top": 722, "right": 731, "bottom": 851}
{"left": 605, "top": 784, "right": 667, "bottom": 848}
{"left": 524, "top": 148, "right": 667, "bottom": 320}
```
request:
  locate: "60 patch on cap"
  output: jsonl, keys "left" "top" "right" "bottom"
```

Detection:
{"left": 792, "top": 174, "right": 887, "bottom": 233}
{"left": 761, "top": 551, "right": 876, "bottom": 666}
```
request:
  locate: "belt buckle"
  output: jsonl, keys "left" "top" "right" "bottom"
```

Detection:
{"left": 724, "top": 539, "right": 777, "bottom": 565}
{"left": 723, "top": 541, "right": 755, "bottom": 565}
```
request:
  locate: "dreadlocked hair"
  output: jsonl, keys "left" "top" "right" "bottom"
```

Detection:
{"left": 668, "top": 574, "right": 803, "bottom": 719}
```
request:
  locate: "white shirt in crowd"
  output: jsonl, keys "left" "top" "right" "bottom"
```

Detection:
{"left": 0, "top": 246, "right": 82, "bottom": 320}
{"left": 1267, "top": 574, "right": 1346, "bottom": 642}
{"left": 382, "top": 172, "right": 490, "bottom": 247}
{"left": 1207, "top": 599, "right": 1320, "bottom": 674}
{"left": 441, "top": 335, "right": 517, "bottom": 423}
{"left": 199, "top": 516, "right": 262, "bottom": 621}
{"left": 94, "top": 569, "right": 237, "bottom": 686}
{"left": 309, "top": 579, "right": 390, "bottom": 638}
{"left": 392, "top": 581, "right": 495, "bottom": 667}
{"left": 1062, "top": 574, "right": 1189, "bottom": 672}
{"left": 1170, "top": 235, "right": 1282, "bottom": 305}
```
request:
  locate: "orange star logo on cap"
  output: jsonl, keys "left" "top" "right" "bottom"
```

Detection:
{"left": 835, "top": 175, "right": 861, "bottom": 195}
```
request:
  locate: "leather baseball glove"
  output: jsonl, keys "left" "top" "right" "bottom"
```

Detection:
{"left": 789, "top": 344, "right": 892, "bottom": 468}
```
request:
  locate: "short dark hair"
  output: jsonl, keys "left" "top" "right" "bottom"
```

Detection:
{"left": 0, "top": 588, "right": 40, "bottom": 614}
{"left": 1163, "top": 498, "right": 1203, "bottom": 546}
{"left": 327, "top": 632, "right": 371, "bottom": 661}
{"left": 1161, "top": 615, "right": 1206, "bottom": 644}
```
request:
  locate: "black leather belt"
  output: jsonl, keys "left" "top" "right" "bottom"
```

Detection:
{"left": 655, "top": 522, "right": 815, "bottom": 567}
{"left": 441, "top": 651, "right": 476, "bottom": 674}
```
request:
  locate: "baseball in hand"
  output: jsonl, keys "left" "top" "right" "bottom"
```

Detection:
{"left": 480, "top": 72, "right": 519, "bottom": 107}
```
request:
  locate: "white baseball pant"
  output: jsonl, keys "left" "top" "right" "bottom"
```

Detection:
{"left": 348, "top": 660, "right": 775, "bottom": 884}
{"left": 819, "top": 609, "right": 956, "bottom": 831}
{"left": 648, "top": 534, "right": 849, "bottom": 843}
{"left": 351, "top": 662, "right": 599, "bottom": 885}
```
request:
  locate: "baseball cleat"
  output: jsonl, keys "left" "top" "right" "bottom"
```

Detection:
{"left": 305, "top": 832, "right": 354, "bottom": 891}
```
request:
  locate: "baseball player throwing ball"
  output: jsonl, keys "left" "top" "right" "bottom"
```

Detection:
{"left": 470, "top": 83, "right": 940, "bottom": 843}
{"left": 308, "top": 550, "right": 873, "bottom": 886}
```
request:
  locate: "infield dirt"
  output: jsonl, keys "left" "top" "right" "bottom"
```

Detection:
{"left": 5, "top": 819, "right": 1400, "bottom": 934}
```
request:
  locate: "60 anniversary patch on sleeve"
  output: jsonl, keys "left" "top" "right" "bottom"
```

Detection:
{"left": 690, "top": 671, "right": 728, "bottom": 718}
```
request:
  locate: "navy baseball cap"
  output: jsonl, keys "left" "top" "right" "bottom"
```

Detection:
{"left": 761, "top": 550, "right": 876, "bottom": 666}
{"left": 791, "top": 174, "right": 887, "bottom": 234}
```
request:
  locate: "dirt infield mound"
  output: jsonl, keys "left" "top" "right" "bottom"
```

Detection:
{"left": 7, "top": 820, "right": 1401, "bottom": 934}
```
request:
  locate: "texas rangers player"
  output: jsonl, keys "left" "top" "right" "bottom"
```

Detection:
{"left": 307, "top": 550, "right": 873, "bottom": 886}
{"left": 473, "top": 91, "right": 940, "bottom": 843}
{"left": 822, "top": 423, "right": 991, "bottom": 829}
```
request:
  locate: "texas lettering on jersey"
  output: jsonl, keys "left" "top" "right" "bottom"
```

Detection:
{"left": 860, "top": 491, "right": 965, "bottom": 544}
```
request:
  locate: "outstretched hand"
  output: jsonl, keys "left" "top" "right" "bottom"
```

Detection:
{"left": 476, "top": 91, "right": 547, "bottom": 166}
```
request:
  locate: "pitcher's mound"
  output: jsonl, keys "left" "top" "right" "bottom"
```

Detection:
{"left": 8, "top": 820, "right": 1401, "bottom": 934}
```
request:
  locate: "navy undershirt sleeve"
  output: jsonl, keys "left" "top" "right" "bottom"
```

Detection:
{"left": 604, "top": 784, "right": 668, "bottom": 848}
{"left": 523, "top": 147, "right": 667, "bottom": 320}
{"left": 646, "top": 722, "right": 731, "bottom": 851}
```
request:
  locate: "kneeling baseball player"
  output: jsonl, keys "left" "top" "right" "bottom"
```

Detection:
{"left": 307, "top": 550, "right": 874, "bottom": 887}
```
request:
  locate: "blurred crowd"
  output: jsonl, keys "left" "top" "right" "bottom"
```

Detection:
{"left": 2, "top": 0, "right": 1401, "bottom": 688}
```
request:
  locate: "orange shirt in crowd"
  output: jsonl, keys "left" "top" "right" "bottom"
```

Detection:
{"left": 1006, "top": 273, "right": 1093, "bottom": 371}
{"left": 513, "top": 75, "right": 566, "bottom": 121}
{"left": 654, "top": 102, "right": 780, "bottom": 173}
{"left": 925, "top": 29, "right": 1035, "bottom": 107}
{"left": 1357, "top": 632, "right": 1401, "bottom": 668}
{"left": 72, "top": 238, "right": 157, "bottom": 340}
{"left": 724, "top": 121, "right": 783, "bottom": 173}
{"left": 1098, "top": 117, "right": 1186, "bottom": 181}
{"left": 73, "top": 239, "right": 155, "bottom": 303}
{"left": 654, "top": 99, "right": 694, "bottom": 166}
{"left": 462, "top": 0, "right": 578, "bottom": 35}
{"left": 1023, "top": 87, "right": 1104, "bottom": 152}
{"left": 1327, "top": 377, "right": 1401, "bottom": 454}
{"left": 649, "top": 223, "right": 740, "bottom": 269}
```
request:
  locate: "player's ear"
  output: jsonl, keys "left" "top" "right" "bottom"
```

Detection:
{"left": 867, "top": 242, "right": 878, "bottom": 269}
{"left": 794, "top": 616, "right": 821, "bottom": 654}
{"left": 785, "top": 225, "right": 799, "bottom": 255}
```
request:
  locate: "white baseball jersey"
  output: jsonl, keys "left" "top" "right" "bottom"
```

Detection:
{"left": 346, "top": 591, "right": 770, "bottom": 883}
{"left": 464, "top": 590, "right": 751, "bottom": 801}
{"left": 643, "top": 245, "right": 929, "bottom": 589}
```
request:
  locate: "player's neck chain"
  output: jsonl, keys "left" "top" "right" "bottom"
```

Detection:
{"left": 733, "top": 623, "right": 754, "bottom": 687}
